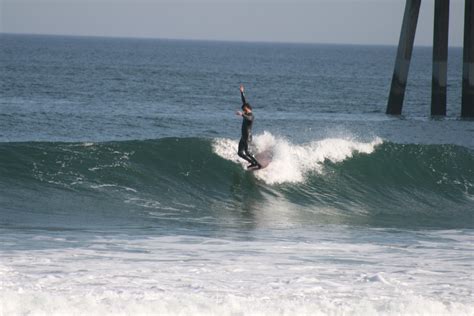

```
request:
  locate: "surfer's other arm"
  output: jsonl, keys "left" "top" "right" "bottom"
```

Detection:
{"left": 235, "top": 111, "right": 253, "bottom": 121}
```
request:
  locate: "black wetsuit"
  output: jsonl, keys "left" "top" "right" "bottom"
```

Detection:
{"left": 238, "top": 91, "right": 259, "bottom": 167}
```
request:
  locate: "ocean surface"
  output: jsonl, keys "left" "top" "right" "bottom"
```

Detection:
{"left": 1, "top": 33, "right": 473, "bottom": 315}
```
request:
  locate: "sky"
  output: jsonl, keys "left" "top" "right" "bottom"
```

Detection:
{"left": 0, "top": 0, "right": 466, "bottom": 46}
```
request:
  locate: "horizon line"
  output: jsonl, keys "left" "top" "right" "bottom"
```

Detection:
{"left": 0, "top": 31, "right": 464, "bottom": 49}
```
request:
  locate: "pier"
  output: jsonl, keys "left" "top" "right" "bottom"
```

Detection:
{"left": 386, "top": 0, "right": 474, "bottom": 118}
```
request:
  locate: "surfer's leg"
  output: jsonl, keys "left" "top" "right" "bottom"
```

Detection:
{"left": 244, "top": 143, "right": 260, "bottom": 167}
{"left": 245, "top": 149, "right": 259, "bottom": 166}
{"left": 238, "top": 139, "right": 254, "bottom": 164}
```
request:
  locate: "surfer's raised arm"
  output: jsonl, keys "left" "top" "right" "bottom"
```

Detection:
{"left": 240, "top": 85, "right": 246, "bottom": 105}
{"left": 236, "top": 84, "right": 248, "bottom": 117}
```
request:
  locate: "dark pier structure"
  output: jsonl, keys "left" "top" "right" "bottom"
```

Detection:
{"left": 386, "top": 0, "right": 474, "bottom": 118}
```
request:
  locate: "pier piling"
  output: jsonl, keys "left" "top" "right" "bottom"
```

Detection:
{"left": 387, "top": 0, "right": 421, "bottom": 115}
{"left": 462, "top": 0, "right": 474, "bottom": 118}
{"left": 431, "top": 0, "right": 450, "bottom": 116}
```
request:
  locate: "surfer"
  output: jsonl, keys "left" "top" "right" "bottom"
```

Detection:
{"left": 236, "top": 85, "right": 261, "bottom": 169}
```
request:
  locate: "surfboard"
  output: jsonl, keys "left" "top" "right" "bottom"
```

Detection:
{"left": 248, "top": 148, "right": 273, "bottom": 171}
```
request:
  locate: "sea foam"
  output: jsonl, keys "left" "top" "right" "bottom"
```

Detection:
{"left": 213, "top": 132, "right": 383, "bottom": 184}
{"left": 1, "top": 232, "right": 472, "bottom": 316}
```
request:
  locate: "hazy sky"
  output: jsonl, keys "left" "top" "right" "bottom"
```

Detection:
{"left": 1, "top": 0, "right": 466, "bottom": 46}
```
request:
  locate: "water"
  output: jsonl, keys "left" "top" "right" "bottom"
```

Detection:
{"left": 1, "top": 33, "right": 473, "bottom": 315}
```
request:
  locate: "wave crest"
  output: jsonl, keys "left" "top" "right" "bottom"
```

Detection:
{"left": 213, "top": 132, "right": 383, "bottom": 184}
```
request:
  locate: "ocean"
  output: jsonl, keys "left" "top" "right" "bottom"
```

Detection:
{"left": 0, "top": 33, "right": 473, "bottom": 315}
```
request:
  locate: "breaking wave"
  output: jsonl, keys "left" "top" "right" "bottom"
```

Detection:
{"left": 1, "top": 133, "right": 473, "bottom": 229}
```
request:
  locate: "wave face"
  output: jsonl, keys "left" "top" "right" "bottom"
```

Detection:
{"left": 1, "top": 134, "right": 473, "bottom": 229}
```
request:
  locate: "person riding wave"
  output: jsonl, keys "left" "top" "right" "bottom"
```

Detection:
{"left": 236, "top": 85, "right": 261, "bottom": 169}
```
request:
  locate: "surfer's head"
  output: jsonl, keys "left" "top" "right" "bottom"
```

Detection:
{"left": 242, "top": 103, "right": 252, "bottom": 113}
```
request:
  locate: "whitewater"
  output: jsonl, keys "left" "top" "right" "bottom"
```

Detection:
{"left": 213, "top": 132, "right": 384, "bottom": 184}
{"left": 2, "top": 229, "right": 473, "bottom": 316}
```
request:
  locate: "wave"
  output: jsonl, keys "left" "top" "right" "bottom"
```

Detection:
{"left": 1, "top": 134, "right": 473, "bottom": 229}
